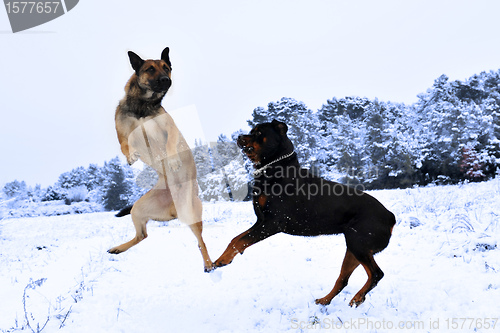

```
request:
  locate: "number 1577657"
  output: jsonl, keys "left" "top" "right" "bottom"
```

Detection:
{"left": 5, "top": 2, "right": 61, "bottom": 14}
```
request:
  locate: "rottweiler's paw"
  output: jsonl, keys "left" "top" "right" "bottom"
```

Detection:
{"left": 349, "top": 295, "right": 365, "bottom": 307}
{"left": 213, "top": 258, "right": 231, "bottom": 268}
{"left": 315, "top": 297, "right": 332, "bottom": 306}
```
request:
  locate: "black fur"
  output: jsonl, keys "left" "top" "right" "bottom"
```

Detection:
{"left": 115, "top": 205, "right": 133, "bottom": 217}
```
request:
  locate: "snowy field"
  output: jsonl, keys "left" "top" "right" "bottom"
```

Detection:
{"left": 1, "top": 179, "right": 499, "bottom": 333}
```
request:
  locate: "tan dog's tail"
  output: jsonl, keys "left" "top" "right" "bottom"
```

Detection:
{"left": 115, "top": 205, "right": 133, "bottom": 217}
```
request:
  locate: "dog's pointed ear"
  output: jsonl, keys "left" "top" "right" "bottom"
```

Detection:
{"left": 128, "top": 51, "right": 145, "bottom": 74}
{"left": 161, "top": 47, "right": 172, "bottom": 69}
{"left": 271, "top": 119, "right": 288, "bottom": 135}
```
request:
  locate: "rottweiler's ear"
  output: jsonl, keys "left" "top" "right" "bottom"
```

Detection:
{"left": 271, "top": 119, "right": 288, "bottom": 135}
{"left": 161, "top": 47, "right": 172, "bottom": 69}
{"left": 128, "top": 51, "right": 144, "bottom": 74}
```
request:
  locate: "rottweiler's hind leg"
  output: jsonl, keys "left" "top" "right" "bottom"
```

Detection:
{"left": 348, "top": 252, "right": 384, "bottom": 307}
{"left": 315, "top": 250, "right": 360, "bottom": 305}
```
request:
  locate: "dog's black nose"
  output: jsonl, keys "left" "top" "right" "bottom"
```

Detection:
{"left": 237, "top": 135, "right": 247, "bottom": 148}
{"left": 160, "top": 76, "right": 171, "bottom": 84}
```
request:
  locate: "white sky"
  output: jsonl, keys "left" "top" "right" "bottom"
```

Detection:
{"left": 1, "top": 0, "right": 500, "bottom": 187}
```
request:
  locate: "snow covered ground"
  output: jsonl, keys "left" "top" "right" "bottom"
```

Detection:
{"left": 1, "top": 179, "right": 499, "bottom": 332}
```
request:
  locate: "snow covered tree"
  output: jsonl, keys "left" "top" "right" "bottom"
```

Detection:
{"left": 193, "top": 139, "right": 214, "bottom": 178}
{"left": 211, "top": 134, "right": 239, "bottom": 169}
{"left": 57, "top": 166, "right": 88, "bottom": 189}
{"left": 101, "top": 157, "right": 132, "bottom": 211}
{"left": 364, "top": 101, "right": 388, "bottom": 184}
{"left": 41, "top": 185, "right": 66, "bottom": 201}
{"left": 333, "top": 113, "right": 366, "bottom": 185}
{"left": 459, "top": 143, "right": 486, "bottom": 181}
{"left": 135, "top": 165, "right": 158, "bottom": 191}
{"left": 86, "top": 163, "right": 104, "bottom": 191}
{"left": 3, "top": 180, "right": 28, "bottom": 199}
{"left": 27, "top": 184, "right": 44, "bottom": 202}
{"left": 413, "top": 71, "right": 500, "bottom": 183}
{"left": 248, "top": 97, "right": 320, "bottom": 168}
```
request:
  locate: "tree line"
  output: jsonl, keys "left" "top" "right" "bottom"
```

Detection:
{"left": 2, "top": 157, "right": 143, "bottom": 213}
{"left": 3, "top": 69, "right": 500, "bottom": 215}
{"left": 245, "top": 70, "right": 500, "bottom": 189}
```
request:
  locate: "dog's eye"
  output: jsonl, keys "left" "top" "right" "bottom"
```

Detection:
{"left": 147, "top": 67, "right": 156, "bottom": 73}
{"left": 163, "top": 65, "right": 169, "bottom": 71}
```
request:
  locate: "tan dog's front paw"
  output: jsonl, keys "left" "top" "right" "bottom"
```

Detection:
{"left": 108, "top": 246, "right": 123, "bottom": 254}
{"left": 127, "top": 152, "right": 140, "bottom": 165}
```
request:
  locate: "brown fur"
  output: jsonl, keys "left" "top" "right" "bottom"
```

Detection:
{"left": 108, "top": 47, "right": 213, "bottom": 272}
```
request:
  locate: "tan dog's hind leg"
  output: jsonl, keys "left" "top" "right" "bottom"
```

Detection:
{"left": 108, "top": 213, "right": 148, "bottom": 254}
{"left": 108, "top": 188, "right": 175, "bottom": 254}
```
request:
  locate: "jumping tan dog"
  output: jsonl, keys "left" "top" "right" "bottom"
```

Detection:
{"left": 108, "top": 47, "right": 213, "bottom": 272}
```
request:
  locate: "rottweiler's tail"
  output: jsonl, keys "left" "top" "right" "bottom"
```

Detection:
{"left": 115, "top": 205, "right": 133, "bottom": 217}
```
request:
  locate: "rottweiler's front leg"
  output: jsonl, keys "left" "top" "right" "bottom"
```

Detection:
{"left": 214, "top": 222, "right": 278, "bottom": 268}
{"left": 213, "top": 230, "right": 251, "bottom": 267}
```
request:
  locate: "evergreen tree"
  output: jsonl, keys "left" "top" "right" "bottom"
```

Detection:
{"left": 211, "top": 135, "right": 243, "bottom": 201}
{"left": 3, "top": 180, "right": 28, "bottom": 199}
{"left": 135, "top": 164, "right": 158, "bottom": 191}
{"left": 248, "top": 97, "right": 320, "bottom": 167}
{"left": 364, "top": 100, "right": 388, "bottom": 183}
{"left": 333, "top": 113, "right": 366, "bottom": 184}
{"left": 212, "top": 134, "right": 239, "bottom": 169}
{"left": 86, "top": 163, "right": 104, "bottom": 191}
{"left": 459, "top": 143, "right": 486, "bottom": 181}
{"left": 193, "top": 139, "right": 214, "bottom": 177}
{"left": 27, "top": 184, "right": 44, "bottom": 202}
{"left": 102, "top": 157, "right": 131, "bottom": 211}
{"left": 248, "top": 106, "right": 268, "bottom": 128}
{"left": 57, "top": 166, "right": 88, "bottom": 189}
{"left": 42, "top": 185, "right": 66, "bottom": 201}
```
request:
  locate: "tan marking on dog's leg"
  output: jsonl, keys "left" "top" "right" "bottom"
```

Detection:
{"left": 315, "top": 250, "right": 360, "bottom": 305}
{"left": 348, "top": 254, "right": 384, "bottom": 307}
{"left": 213, "top": 230, "right": 251, "bottom": 267}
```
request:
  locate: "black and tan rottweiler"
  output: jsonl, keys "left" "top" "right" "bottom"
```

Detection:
{"left": 108, "top": 47, "right": 213, "bottom": 272}
{"left": 214, "top": 120, "right": 396, "bottom": 306}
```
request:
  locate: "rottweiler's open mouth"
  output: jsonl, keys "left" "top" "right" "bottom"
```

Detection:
{"left": 242, "top": 146, "right": 259, "bottom": 165}
{"left": 238, "top": 135, "right": 260, "bottom": 165}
